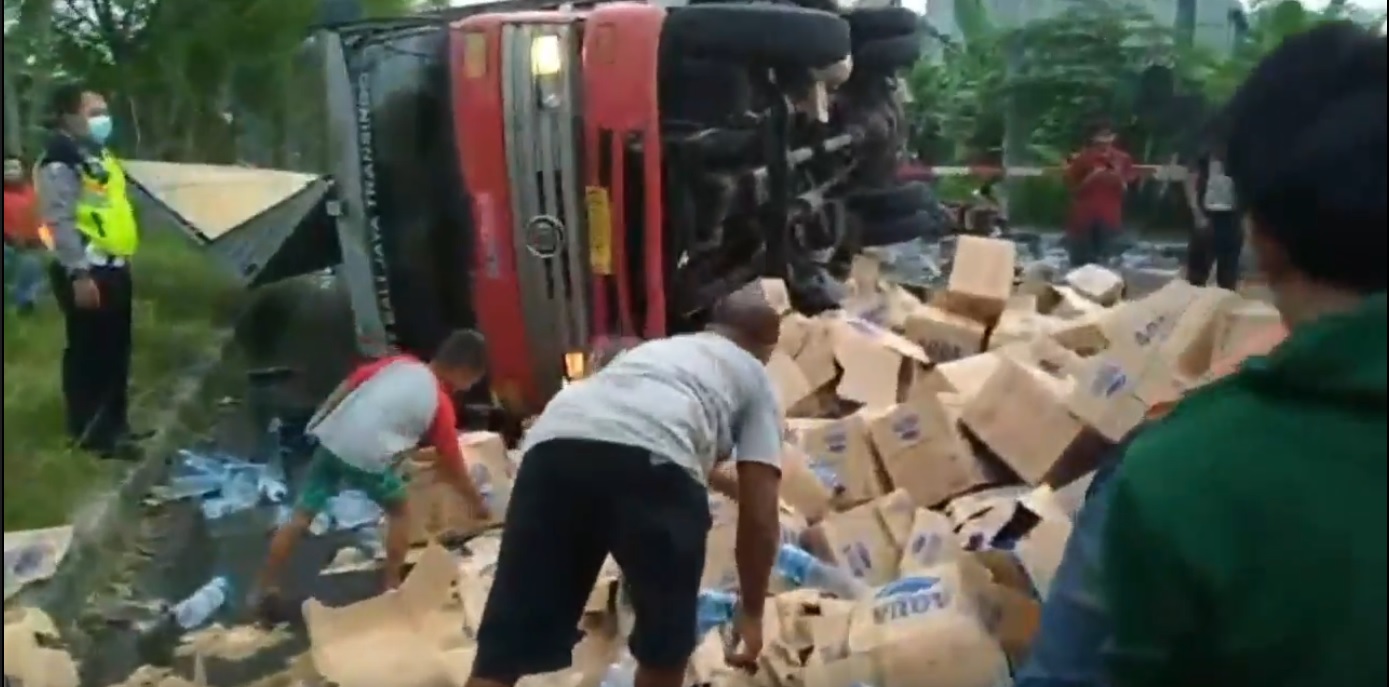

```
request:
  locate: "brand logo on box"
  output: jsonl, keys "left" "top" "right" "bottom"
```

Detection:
{"left": 839, "top": 542, "right": 873, "bottom": 578}
{"left": 824, "top": 428, "right": 849, "bottom": 453}
{"left": 1091, "top": 363, "right": 1129, "bottom": 398}
{"left": 890, "top": 413, "right": 922, "bottom": 442}
{"left": 908, "top": 531, "right": 944, "bottom": 562}
{"left": 872, "top": 575, "right": 952, "bottom": 623}
{"left": 924, "top": 339, "right": 965, "bottom": 362}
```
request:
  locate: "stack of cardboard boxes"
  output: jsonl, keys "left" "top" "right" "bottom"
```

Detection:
{"left": 56, "top": 238, "right": 1284, "bottom": 687}
{"left": 678, "top": 236, "right": 1279, "bottom": 686}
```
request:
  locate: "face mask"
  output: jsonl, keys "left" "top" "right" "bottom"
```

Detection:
{"left": 87, "top": 115, "right": 114, "bottom": 144}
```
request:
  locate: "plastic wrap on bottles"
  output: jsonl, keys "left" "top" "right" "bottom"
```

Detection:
{"left": 309, "top": 511, "right": 333, "bottom": 536}
{"left": 353, "top": 527, "right": 385, "bottom": 559}
{"left": 327, "top": 490, "right": 383, "bottom": 530}
{"left": 599, "top": 655, "right": 637, "bottom": 687}
{"left": 223, "top": 466, "right": 261, "bottom": 504}
{"left": 776, "top": 544, "right": 870, "bottom": 600}
{"left": 696, "top": 590, "right": 738, "bottom": 638}
{"left": 172, "top": 576, "right": 232, "bottom": 630}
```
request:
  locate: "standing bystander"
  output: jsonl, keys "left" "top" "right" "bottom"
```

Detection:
{"left": 4, "top": 155, "right": 47, "bottom": 313}
{"left": 1064, "top": 121, "right": 1134, "bottom": 267}
{"left": 35, "top": 82, "right": 148, "bottom": 459}
{"left": 1183, "top": 135, "right": 1242, "bottom": 289}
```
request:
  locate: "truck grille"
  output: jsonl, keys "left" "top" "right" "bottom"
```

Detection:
{"left": 501, "top": 22, "right": 590, "bottom": 401}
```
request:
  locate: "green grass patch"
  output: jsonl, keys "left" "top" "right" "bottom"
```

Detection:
{"left": 3, "top": 229, "right": 241, "bottom": 531}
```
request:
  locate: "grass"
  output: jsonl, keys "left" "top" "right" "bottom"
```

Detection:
{"left": 3, "top": 228, "right": 241, "bottom": 531}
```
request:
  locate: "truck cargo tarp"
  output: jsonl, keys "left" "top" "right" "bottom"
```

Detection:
{"left": 124, "top": 161, "right": 340, "bottom": 287}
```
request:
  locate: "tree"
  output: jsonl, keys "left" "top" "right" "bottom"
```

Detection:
{"left": 5, "top": 0, "right": 414, "bottom": 163}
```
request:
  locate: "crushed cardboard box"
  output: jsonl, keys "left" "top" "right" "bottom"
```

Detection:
{"left": 402, "top": 431, "right": 514, "bottom": 544}
{"left": 80, "top": 264, "right": 1278, "bottom": 687}
{"left": 4, "top": 606, "right": 80, "bottom": 687}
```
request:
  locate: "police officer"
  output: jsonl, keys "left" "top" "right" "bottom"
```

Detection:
{"left": 36, "top": 82, "right": 148, "bottom": 459}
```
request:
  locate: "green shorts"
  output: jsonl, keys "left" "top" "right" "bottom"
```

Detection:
{"left": 296, "top": 447, "right": 406, "bottom": 514}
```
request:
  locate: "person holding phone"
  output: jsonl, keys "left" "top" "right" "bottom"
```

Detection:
{"left": 1064, "top": 121, "right": 1134, "bottom": 267}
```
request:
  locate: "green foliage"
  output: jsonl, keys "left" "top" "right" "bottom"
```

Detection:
{"left": 909, "top": 0, "right": 1381, "bottom": 227}
{"left": 4, "top": 230, "right": 239, "bottom": 530}
{"left": 4, "top": 0, "right": 417, "bottom": 163}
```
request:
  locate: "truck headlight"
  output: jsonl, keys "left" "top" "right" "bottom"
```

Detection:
{"left": 531, "top": 35, "right": 563, "bottom": 77}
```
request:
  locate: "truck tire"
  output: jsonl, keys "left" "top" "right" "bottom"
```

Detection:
{"left": 845, "top": 182, "right": 934, "bottom": 220}
{"left": 853, "top": 32, "right": 923, "bottom": 72}
{"left": 860, "top": 209, "right": 937, "bottom": 247}
{"left": 846, "top": 7, "right": 920, "bottom": 43}
{"left": 664, "top": 4, "right": 851, "bottom": 68}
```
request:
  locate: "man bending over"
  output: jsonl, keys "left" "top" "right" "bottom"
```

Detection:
{"left": 252, "top": 329, "right": 492, "bottom": 614}
{"left": 464, "top": 290, "right": 786, "bottom": 687}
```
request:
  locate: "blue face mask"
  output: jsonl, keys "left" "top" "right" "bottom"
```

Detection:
{"left": 87, "top": 115, "right": 113, "bottom": 144}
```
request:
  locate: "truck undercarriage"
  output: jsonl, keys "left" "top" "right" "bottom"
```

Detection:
{"left": 127, "top": 0, "right": 946, "bottom": 425}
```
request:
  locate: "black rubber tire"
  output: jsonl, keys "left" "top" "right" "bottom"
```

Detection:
{"left": 661, "top": 58, "right": 753, "bottom": 126}
{"left": 845, "top": 182, "right": 935, "bottom": 220}
{"left": 846, "top": 7, "right": 920, "bottom": 43}
{"left": 860, "top": 209, "right": 937, "bottom": 247}
{"left": 664, "top": 4, "right": 851, "bottom": 68}
{"left": 853, "top": 32, "right": 923, "bottom": 72}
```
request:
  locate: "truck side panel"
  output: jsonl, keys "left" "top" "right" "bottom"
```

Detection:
{"left": 451, "top": 19, "right": 535, "bottom": 412}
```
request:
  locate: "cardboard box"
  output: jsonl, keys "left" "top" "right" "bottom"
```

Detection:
{"left": 1063, "top": 264, "right": 1125, "bottom": 306}
{"left": 814, "top": 497, "right": 904, "bottom": 587}
{"left": 945, "top": 236, "right": 1017, "bottom": 323}
{"left": 961, "top": 359, "right": 1085, "bottom": 485}
{"left": 788, "top": 414, "right": 882, "bottom": 503}
{"left": 988, "top": 295, "right": 1062, "bottom": 351}
{"left": 903, "top": 305, "right": 987, "bottom": 363}
{"left": 1212, "top": 299, "right": 1282, "bottom": 365}
{"left": 829, "top": 315, "right": 932, "bottom": 409}
{"left": 861, "top": 396, "right": 988, "bottom": 508}
{"left": 403, "top": 432, "right": 513, "bottom": 544}
{"left": 1049, "top": 285, "right": 1109, "bottom": 319}
{"left": 779, "top": 442, "right": 837, "bottom": 522}
{"left": 1066, "top": 283, "right": 1240, "bottom": 440}
{"left": 303, "top": 544, "right": 472, "bottom": 687}
{"left": 3, "top": 607, "right": 79, "bottom": 687}
{"left": 759, "top": 277, "right": 792, "bottom": 314}
{"left": 792, "top": 316, "right": 840, "bottom": 401}
{"left": 766, "top": 350, "right": 815, "bottom": 416}
{"left": 1049, "top": 307, "right": 1113, "bottom": 355}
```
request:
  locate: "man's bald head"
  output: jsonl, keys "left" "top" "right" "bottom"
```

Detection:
{"left": 709, "top": 287, "right": 781, "bottom": 362}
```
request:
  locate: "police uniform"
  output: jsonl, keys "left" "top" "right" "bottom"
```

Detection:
{"left": 35, "top": 131, "right": 140, "bottom": 455}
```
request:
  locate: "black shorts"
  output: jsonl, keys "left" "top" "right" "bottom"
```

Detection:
{"left": 472, "top": 438, "right": 711, "bottom": 681}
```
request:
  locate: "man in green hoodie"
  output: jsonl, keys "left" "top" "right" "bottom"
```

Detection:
{"left": 1101, "top": 22, "right": 1386, "bottom": 687}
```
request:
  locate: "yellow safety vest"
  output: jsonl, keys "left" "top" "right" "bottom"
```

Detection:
{"left": 33, "top": 151, "right": 139, "bottom": 257}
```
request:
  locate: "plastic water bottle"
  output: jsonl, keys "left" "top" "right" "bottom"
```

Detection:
{"left": 696, "top": 590, "right": 738, "bottom": 637}
{"left": 599, "top": 657, "right": 636, "bottom": 687}
{"left": 775, "top": 544, "right": 871, "bottom": 600}
{"left": 172, "top": 576, "right": 232, "bottom": 630}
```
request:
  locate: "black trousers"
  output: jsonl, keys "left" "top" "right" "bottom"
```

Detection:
{"left": 1187, "top": 211, "right": 1243, "bottom": 290}
{"left": 473, "top": 439, "right": 710, "bottom": 681}
{"left": 47, "top": 262, "right": 134, "bottom": 452}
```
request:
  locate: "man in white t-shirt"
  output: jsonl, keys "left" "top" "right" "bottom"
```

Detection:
{"left": 464, "top": 290, "right": 785, "bottom": 687}
{"left": 251, "top": 330, "right": 491, "bottom": 615}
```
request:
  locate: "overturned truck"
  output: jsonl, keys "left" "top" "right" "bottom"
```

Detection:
{"left": 132, "top": 0, "right": 941, "bottom": 431}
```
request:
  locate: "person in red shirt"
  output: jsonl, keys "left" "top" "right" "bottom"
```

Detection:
{"left": 3, "top": 155, "right": 48, "bottom": 313}
{"left": 1064, "top": 121, "right": 1135, "bottom": 267}
{"left": 251, "top": 330, "right": 492, "bottom": 616}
